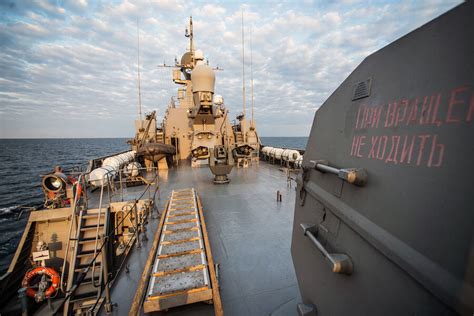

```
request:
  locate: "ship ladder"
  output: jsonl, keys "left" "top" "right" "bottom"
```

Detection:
{"left": 142, "top": 188, "right": 222, "bottom": 314}
{"left": 64, "top": 206, "right": 111, "bottom": 315}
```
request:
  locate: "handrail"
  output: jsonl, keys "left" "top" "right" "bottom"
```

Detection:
{"left": 91, "top": 182, "right": 105, "bottom": 288}
{"left": 308, "top": 160, "right": 368, "bottom": 186}
{"left": 60, "top": 210, "right": 76, "bottom": 293}
{"left": 87, "top": 171, "right": 160, "bottom": 313}
{"left": 106, "top": 165, "right": 159, "bottom": 202}
{"left": 300, "top": 223, "right": 353, "bottom": 275}
{"left": 60, "top": 173, "right": 88, "bottom": 293}
{"left": 57, "top": 163, "right": 160, "bottom": 308}
{"left": 59, "top": 163, "right": 150, "bottom": 293}
{"left": 54, "top": 170, "right": 160, "bottom": 315}
{"left": 61, "top": 166, "right": 116, "bottom": 295}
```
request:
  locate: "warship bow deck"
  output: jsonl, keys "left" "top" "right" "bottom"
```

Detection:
{"left": 105, "top": 162, "right": 300, "bottom": 315}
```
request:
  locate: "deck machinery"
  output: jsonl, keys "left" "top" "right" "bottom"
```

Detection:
{"left": 292, "top": 2, "right": 474, "bottom": 315}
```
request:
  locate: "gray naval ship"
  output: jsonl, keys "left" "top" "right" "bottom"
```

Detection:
{"left": 1, "top": 2, "right": 473, "bottom": 316}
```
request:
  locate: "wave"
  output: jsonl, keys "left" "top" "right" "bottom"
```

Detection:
{"left": 0, "top": 205, "right": 20, "bottom": 215}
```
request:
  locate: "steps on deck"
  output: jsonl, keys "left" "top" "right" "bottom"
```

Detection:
{"left": 65, "top": 208, "right": 109, "bottom": 315}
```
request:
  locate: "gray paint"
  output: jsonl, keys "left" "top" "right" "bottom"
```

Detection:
{"left": 103, "top": 162, "right": 301, "bottom": 316}
{"left": 292, "top": 2, "right": 473, "bottom": 315}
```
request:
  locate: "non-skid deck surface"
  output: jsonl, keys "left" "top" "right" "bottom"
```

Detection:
{"left": 104, "top": 162, "right": 300, "bottom": 316}
{"left": 144, "top": 189, "right": 213, "bottom": 312}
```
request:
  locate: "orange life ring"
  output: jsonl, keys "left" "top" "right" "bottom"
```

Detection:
{"left": 22, "top": 267, "right": 60, "bottom": 300}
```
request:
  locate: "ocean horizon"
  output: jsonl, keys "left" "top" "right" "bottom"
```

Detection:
{"left": 0, "top": 136, "right": 307, "bottom": 273}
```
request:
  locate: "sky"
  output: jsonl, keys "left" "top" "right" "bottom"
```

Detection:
{"left": 0, "top": 0, "right": 462, "bottom": 138}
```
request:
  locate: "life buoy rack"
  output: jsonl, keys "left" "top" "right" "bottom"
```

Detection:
{"left": 22, "top": 267, "right": 60, "bottom": 300}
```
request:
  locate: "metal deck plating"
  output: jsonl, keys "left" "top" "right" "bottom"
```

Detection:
{"left": 106, "top": 162, "right": 300, "bottom": 316}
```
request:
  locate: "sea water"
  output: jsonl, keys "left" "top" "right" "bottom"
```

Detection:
{"left": 0, "top": 137, "right": 307, "bottom": 273}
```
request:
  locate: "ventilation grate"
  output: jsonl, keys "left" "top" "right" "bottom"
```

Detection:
{"left": 352, "top": 78, "right": 372, "bottom": 101}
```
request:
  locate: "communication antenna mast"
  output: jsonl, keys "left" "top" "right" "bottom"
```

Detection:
{"left": 185, "top": 16, "right": 194, "bottom": 53}
{"left": 250, "top": 25, "right": 254, "bottom": 128}
{"left": 241, "top": 9, "right": 246, "bottom": 118}
{"left": 137, "top": 19, "right": 142, "bottom": 120}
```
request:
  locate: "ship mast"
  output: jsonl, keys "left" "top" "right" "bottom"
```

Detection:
{"left": 241, "top": 9, "right": 246, "bottom": 118}
{"left": 137, "top": 19, "right": 142, "bottom": 120}
{"left": 250, "top": 26, "right": 254, "bottom": 128}
{"left": 186, "top": 16, "right": 194, "bottom": 54}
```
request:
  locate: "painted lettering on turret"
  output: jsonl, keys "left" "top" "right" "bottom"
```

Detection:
{"left": 431, "top": 94, "right": 442, "bottom": 126}
{"left": 385, "top": 136, "right": 400, "bottom": 164}
{"left": 419, "top": 96, "right": 431, "bottom": 125}
{"left": 467, "top": 94, "right": 474, "bottom": 122}
{"left": 355, "top": 104, "right": 383, "bottom": 129}
{"left": 350, "top": 135, "right": 358, "bottom": 156}
{"left": 400, "top": 135, "right": 415, "bottom": 164}
{"left": 354, "top": 86, "right": 473, "bottom": 130}
{"left": 406, "top": 98, "right": 418, "bottom": 125}
{"left": 357, "top": 136, "right": 366, "bottom": 157}
{"left": 384, "top": 102, "right": 397, "bottom": 127}
{"left": 428, "top": 135, "right": 444, "bottom": 167}
{"left": 368, "top": 136, "right": 378, "bottom": 159}
{"left": 349, "top": 85, "right": 473, "bottom": 168}
{"left": 447, "top": 86, "right": 469, "bottom": 123}
{"left": 350, "top": 133, "right": 444, "bottom": 167}
{"left": 416, "top": 135, "right": 430, "bottom": 166}
{"left": 376, "top": 136, "right": 388, "bottom": 160}
{"left": 395, "top": 100, "right": 408, "bottom": 126}
{"left": 350, "top": 135, "right": 365, "bottom": 158}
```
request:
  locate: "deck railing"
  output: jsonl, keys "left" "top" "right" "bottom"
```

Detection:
{"left": 57, "top": 165, "right": 160, "bottom": 314}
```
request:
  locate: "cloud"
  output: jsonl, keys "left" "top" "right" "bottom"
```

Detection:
{"left": 0, "top": 0, "right": 463, "bottom": 137}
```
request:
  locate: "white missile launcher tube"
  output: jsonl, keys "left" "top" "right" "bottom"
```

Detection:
{"left": 125, "top": 162, "right": 141, "bottom": 177}
{"left": 295, "top": 155, "right": 303, "bottom": 168}
{"left": 262, "top": 147, "right": 273, "bottom": 159}
{"left": 286, "top": 150, "right": 301, "bottom": 162}
{"left": 88, "top": 165, "right": 116, "bottom": 187}
{"left": 282, "top": 149, "right": 291, "bottom": 162}
{"left": 274, "top": 148, "right": 285, "bottom": 160}
{"left": 89, "top": 151, "right": 136, "bottom": 187}
{"left": 266, "top": 147, "right": 272, "bottom": 158}
{"left": 269, "top": 148, "right": 278, "bottom": 159}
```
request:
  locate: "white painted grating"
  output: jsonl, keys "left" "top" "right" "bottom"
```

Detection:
{"left": 147, "top": 188, "right": 211, "bottom": 297}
